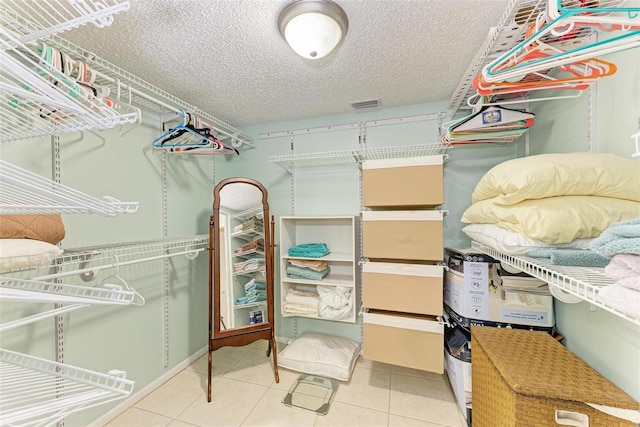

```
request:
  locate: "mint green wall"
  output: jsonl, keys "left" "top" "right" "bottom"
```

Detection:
{"left": 0, "top": 109, "right": 211, "bottom": 426}
{"left": 527, "top": 44, "right": 640, "bottom": 401}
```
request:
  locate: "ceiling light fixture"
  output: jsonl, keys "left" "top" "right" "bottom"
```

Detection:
{"left": 278, "top": 0, "right": 349, "bottom": 59}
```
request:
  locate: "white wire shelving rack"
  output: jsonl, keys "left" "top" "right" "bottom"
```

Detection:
{"left": 3, "top": 235, "right": 209, "bottom": 276}
{"left": 471, "top": 241, "right": 640, "bottom": 327}
{"left": 0, "top": 1, "right": 252, "bottom": 148}
{"left": 44, "top": 34, "right": 254, "bottom": 149}
{"left": 0, "top": 6, "right": 140, "bottom": 143}
{"left": 0, "top": 236, "right": 207, "bottom": 332}
{"left": 0, "top": 159, "right": 139, "bottom": 216}
{"left": 447, "top": 0, "right": 633, "bottom": 118}
{"left": 0, "top": 348, "right": 134, "bottom": 427}
{"left": 269, "top": 143, "right": 450, "bottom": 174}
{"left": 0, "top": 278, "right": 137, "bottom": 305}
{"left": 0, "top": 0, "right": 131, "bottom": 46}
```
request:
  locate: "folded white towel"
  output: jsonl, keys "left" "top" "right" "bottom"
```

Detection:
{"left": 282, "top": 302, "right": 318, "bottom": 316}
{"left": 605, "top": 254, "right": 640, "bottom": 291}
{"left": 597, "top": 285, "right": 640, "bottom": 319}
{"left": 285, "top": 288, "right": 319, "bottom": 307}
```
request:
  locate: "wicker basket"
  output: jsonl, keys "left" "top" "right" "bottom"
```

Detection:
{"left": 471, "top": 327, "right": 639, "bottom": 427}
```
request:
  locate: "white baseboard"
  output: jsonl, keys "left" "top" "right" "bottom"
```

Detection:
{"left": 89, "top": 346, "right": 207, "bottom": 427}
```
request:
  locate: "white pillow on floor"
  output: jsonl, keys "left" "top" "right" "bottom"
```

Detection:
{"left": 277, "top": 332, "right": 361, "bottom": 381}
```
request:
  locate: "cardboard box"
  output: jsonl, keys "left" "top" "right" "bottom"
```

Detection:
{"left": 362, "top": 262, "right": 443, "bottom": 316}
{"left": 444, "top": 323, "right": 472, "bottom": 424}
{"left": 363, "top": 311, "right": 443, "bottom": 373}
{"left": 471, "top": 327, "right": 640, "bottom": 427}
{"left": 444, "top": 248, "right": 554, "bottom": 328}
{"left": 362, "top": 210, "right": 444, "bottom": 261}
{"left": 362, "top": 156, "right": 444, "bottom": 208}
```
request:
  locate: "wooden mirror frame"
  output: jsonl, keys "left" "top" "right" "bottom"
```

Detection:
{"left": 207, "top": 177, "right": 279, "bottom": 402}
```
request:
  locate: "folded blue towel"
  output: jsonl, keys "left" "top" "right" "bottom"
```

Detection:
{"left": 590, "top": 218, "right": 640, "bottom": 257}
{"left": 235, "top": 293, "right": 267, "bottom": 305}
{"left": 527, "top": 249, "right": 610, "bottom": 268}
{"left": 286, "top": 263, "right": 330, "bottom": 281}
{"left": 288, "top": 243, "right": 330, "bottom": 258}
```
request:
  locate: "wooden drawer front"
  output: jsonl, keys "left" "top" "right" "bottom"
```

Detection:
{"left": 363, "top": 262, "right": 443, "bottom": 315}
{"left": 362, "top": 156, "right": 444, "bottom": 208}
{"left": 362, "top": 211, "right": 444, "bottom": 261}
{"left": 363, "top": 312, "right": 444, "bottom": 373}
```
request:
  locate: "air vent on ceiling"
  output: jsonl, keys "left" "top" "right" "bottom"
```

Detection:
{"left": 350, "top": 99, "right": 381, "bottom": 110}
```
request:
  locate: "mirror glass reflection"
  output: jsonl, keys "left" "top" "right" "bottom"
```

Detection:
{"left": 218, "top": 182, "right": 268, "bottom": 331}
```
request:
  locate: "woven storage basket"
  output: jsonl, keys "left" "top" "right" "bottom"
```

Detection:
{"left": 471, "top": 327, "right": 639, "bottom": 427}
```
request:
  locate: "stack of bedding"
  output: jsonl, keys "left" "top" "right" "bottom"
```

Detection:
{"left": 282, "top": 288, "right": 319, "bottom": 316}
{"left": 461, "top": 152, "right": 640, "bottom": 267}
{"left": 0, "top": 214, "right": 66, "bottom": 272}
{"left": 282, "top": 286, "right": 353, "bottom": 320}
{"left": 590, "top": 219, "right": 640, "bottom": 318}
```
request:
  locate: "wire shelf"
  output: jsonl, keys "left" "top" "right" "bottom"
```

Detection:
{"left": 0, "top": 277, "right": 136, "bottom": 305}
{"left": 447, "top": 0, "right": 633, "bottom": 117}
{"left": 0, "top": 26, "right": 140, "bottom": 143}
{"left": 471, "top": 241, "right": 640, "bottom": 327}
{"left": 0, "top": 160, "right": 139, "bottom": 216}
{"left": 54, "top": 235, "right": 209, "bottom": 269}
{"left": 269, "top": 143, "right": 450, "bottom": 174}
{"left": 0, "top": 348, "right": 134, "bottom": 427}
{"left": 0, "top": 236, "right": 208, "bottom": 276}
{"left": 45, "top": 35, "right": 254, "bottom": 148}
{"left": 0, "top": 0, "right": 130, "bottom": 46}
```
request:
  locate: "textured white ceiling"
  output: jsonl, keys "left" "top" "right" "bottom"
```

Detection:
{"left": 62, "top": 0, "right": 511, "bottom": 127}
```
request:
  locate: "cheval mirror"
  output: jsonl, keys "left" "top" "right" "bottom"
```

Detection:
{"left": 208, "top": 177, "right": 279, "bottom": 402}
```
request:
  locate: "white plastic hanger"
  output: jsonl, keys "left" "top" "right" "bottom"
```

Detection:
{"left": 100, "top": 255, "right": 145, "bottom": 306}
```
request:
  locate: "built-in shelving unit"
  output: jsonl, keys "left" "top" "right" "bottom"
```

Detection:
{"left": 225, "top": 206, "right": 267, "bottom": 329}
{"left": 0, "top": 348, "right": 134, "bottom": 427}
{"left": 280, "top": 216, "right": 357, "bottom": 323}
{"left": 471, "top": 241, "right": 640, "bottom": 327}
{"left": 269, "top": 143, "right": 449, "bottom": 174}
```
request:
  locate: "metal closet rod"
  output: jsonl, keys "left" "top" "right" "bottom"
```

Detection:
{"left": 32, "top": 248, "right": 204, "bottom": 281}
{"left": 87, "top": 67, "right": 255, "bottom": 147}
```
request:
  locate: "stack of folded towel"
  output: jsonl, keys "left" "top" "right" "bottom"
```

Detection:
{"left": 233, "top": 257, "right": 265, "bottom": 273}
{"left": 287, "top": 243, "right": 330, "bottom": 258}
{"left": 236, "top": 238, "right": 264, "bottom": 254}
{"left": 234, "top": 215, "right": 263, "bottom": 233}
{"left": 286, "top": 259, "right": 330, "bottom": 281}
{"left": 282, "top": 288, "right": 319, "bottom": 316}
{"left": 591, "top": 218, "right": 640, "bottom": 319}
{"left": 235, "top": 279, "right": 267, "bottom": 305}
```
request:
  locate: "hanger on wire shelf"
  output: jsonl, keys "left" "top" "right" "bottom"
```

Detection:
{"left": 99, "top": 255, "right": 145, "bottom": 306}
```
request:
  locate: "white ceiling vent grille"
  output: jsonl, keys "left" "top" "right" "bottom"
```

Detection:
{"left": 350, "top": 99, "right": 381, "bottom": 110}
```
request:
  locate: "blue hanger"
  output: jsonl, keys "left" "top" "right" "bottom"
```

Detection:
{"left": 152, "top": 110, "right": 211, "bottom": 148}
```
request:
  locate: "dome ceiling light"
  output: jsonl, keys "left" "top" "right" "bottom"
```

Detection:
{"left": 278, "top": 0, "right": 349, "bottom": 59}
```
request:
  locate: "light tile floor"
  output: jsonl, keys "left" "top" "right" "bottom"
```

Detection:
{"left": 105, "top": 341, "right": 467, "bottom": 427}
